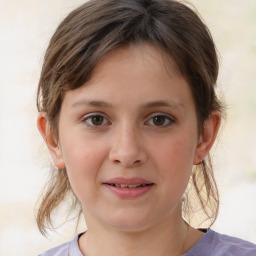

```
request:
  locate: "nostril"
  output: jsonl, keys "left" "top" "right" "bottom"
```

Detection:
{"left": 109, "top": 146, "right": 147, "bottom": 167}
{"left": 113, "top": 159, "right": 141, "bottom": 167}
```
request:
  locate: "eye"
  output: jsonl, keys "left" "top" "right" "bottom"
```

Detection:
{"left": 146, "top": 114, "right": 175, "bottom": 127}
{"left": 82, "top": 114, "right": 109, "bottom": 127}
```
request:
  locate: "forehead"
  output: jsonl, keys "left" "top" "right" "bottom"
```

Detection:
{"left": 93, "top": 43, "right": 181, "bottom": 81}
{"left": 61, "top": 43, "right": 195, "bottom": 112}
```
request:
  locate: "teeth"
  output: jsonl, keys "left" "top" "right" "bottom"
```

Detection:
{"left": 112, "top": 184, "right": 145, "bottom": 188}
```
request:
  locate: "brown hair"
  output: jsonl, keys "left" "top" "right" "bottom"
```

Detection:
{"left": 37, "top": 0, "right": 224, "bottom": 234}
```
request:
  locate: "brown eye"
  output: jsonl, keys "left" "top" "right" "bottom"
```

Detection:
{"left": 152, "top": 116, "right": 166, "bottom": 126}
{"left": 91, "top": 115, "right": 104, "bottom": 125}
{"left": 146, "top": 114, "right": 174, "bottom": 127}
{"left": 83, "top": 114, "right": 108, "bottom": 127}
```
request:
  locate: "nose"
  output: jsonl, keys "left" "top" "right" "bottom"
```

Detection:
{"left": 109, "top": 125, "right": 147, "bottom": 167}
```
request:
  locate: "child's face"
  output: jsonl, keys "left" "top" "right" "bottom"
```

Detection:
{"left": 46, "top": 44, "right": 212, "bottom": 231}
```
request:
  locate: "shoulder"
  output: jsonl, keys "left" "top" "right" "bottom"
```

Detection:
{"left": 38, "top": 241, "right": 70, "bottom": 256}
{"left": 211, "top": 230, "right": 256, "bottom": 256}
{"left": 185, "top": 229, "right": 256, "bottom": 256}
{"left": 38, "top": 233, "right": 84, "bottom": 256}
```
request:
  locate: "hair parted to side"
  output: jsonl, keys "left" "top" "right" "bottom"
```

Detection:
{"left": 37, "top": 0, "right": 224, "bottom": 235}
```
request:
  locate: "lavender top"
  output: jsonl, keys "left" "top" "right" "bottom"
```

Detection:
{"left": 38, "top": 229, "right": 256, "bottom": 256}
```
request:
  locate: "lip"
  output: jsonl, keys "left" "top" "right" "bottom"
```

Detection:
{"left": 103, "top": 177, "right": 153, "bottom": 185}
{"left": 103, "top": 177, "right": 155, "bottom": 199}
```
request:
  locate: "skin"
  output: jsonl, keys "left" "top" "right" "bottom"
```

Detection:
{"left": 38, "top": 43, "right": 220, "bottom": 256}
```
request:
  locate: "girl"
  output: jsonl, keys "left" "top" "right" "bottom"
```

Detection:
{"left": 36, "top": 0, "right": 256, "bottom": 255}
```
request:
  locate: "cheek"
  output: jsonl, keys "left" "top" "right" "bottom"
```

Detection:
{"left": 62, "top": 133, "right": 108, "bottom": 163}
{"left": 153, "top": 136, "right": 196, "bottom": 170}
{"left": 151, "top": 135, "right": 196, "bottom": 191}
{"left": 60, "top": 137, "right": 108, "bottom": 196}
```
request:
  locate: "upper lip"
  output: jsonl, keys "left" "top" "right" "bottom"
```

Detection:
{"left": 103, "top": 177, "right": 154, "bottom": 185}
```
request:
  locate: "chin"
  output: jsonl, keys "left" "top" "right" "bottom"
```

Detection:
{"left": 105, "top": 211, "right": 158, "bottom": 233}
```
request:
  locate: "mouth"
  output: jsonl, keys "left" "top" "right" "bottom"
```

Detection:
{"left": 103, "top": 177, "right": 155, "bottom": 199}
{"left": 106, "top": 183, "right": 153, "bottom": 188}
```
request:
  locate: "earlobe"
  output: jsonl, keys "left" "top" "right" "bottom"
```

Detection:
{"left": 193, "top": 111, "right": 221, "bottom": 165}
{"left": 37, "top": 113, "right": 66, "bottom": 169}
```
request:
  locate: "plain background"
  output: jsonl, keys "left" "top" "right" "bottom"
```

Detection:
{"left": 0, "top": 0, "right": 256, "bottom": 255}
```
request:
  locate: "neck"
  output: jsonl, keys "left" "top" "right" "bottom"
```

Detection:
{"left": 79, "top": 208, "right": 189, "bottom": 256}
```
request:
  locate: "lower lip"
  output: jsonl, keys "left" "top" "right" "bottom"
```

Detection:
{"left": 103, "top": 184, "right": 154, "bottom": 199}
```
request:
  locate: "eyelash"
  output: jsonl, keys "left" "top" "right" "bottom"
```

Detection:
{"left": 145, "top": 113, "right": 175, "bottom": 127}
{"left": 81, "top": 113, "right": 110, "bottom": 127}
{"left": 81, "top": 113, "right": 175, "bottom": 128}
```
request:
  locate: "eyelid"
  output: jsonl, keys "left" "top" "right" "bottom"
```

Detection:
{"left": 81, "top": 112, "right": 111, "bottom": 127}
{"left": 145, "top": 112, "right": 176, "bottom": 127}
{"left": 146, "top": 112, "right": 175, "bottom": 120}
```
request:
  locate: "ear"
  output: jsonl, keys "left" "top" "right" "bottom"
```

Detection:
{"left": 193, "top": 111, "right": 221, "bottom": 165}
{"left": 37, "top": 112, "right": 66, "bottom": 169}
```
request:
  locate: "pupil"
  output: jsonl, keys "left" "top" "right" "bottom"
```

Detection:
{"left": 92, "top": 116, "right": 103, "bottom": 125}
{"left": 153, "top": 116, "right": 165, "bottom": 126}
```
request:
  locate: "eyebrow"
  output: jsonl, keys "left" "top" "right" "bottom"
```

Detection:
{"left": 142, "top": 100, "right": 185, "bottom": 110}
{"left": 72, "top": 100, "right": 112, "bottom": 108}
{"left": 71, "top": 99, "right": 185, "bottom": 110}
